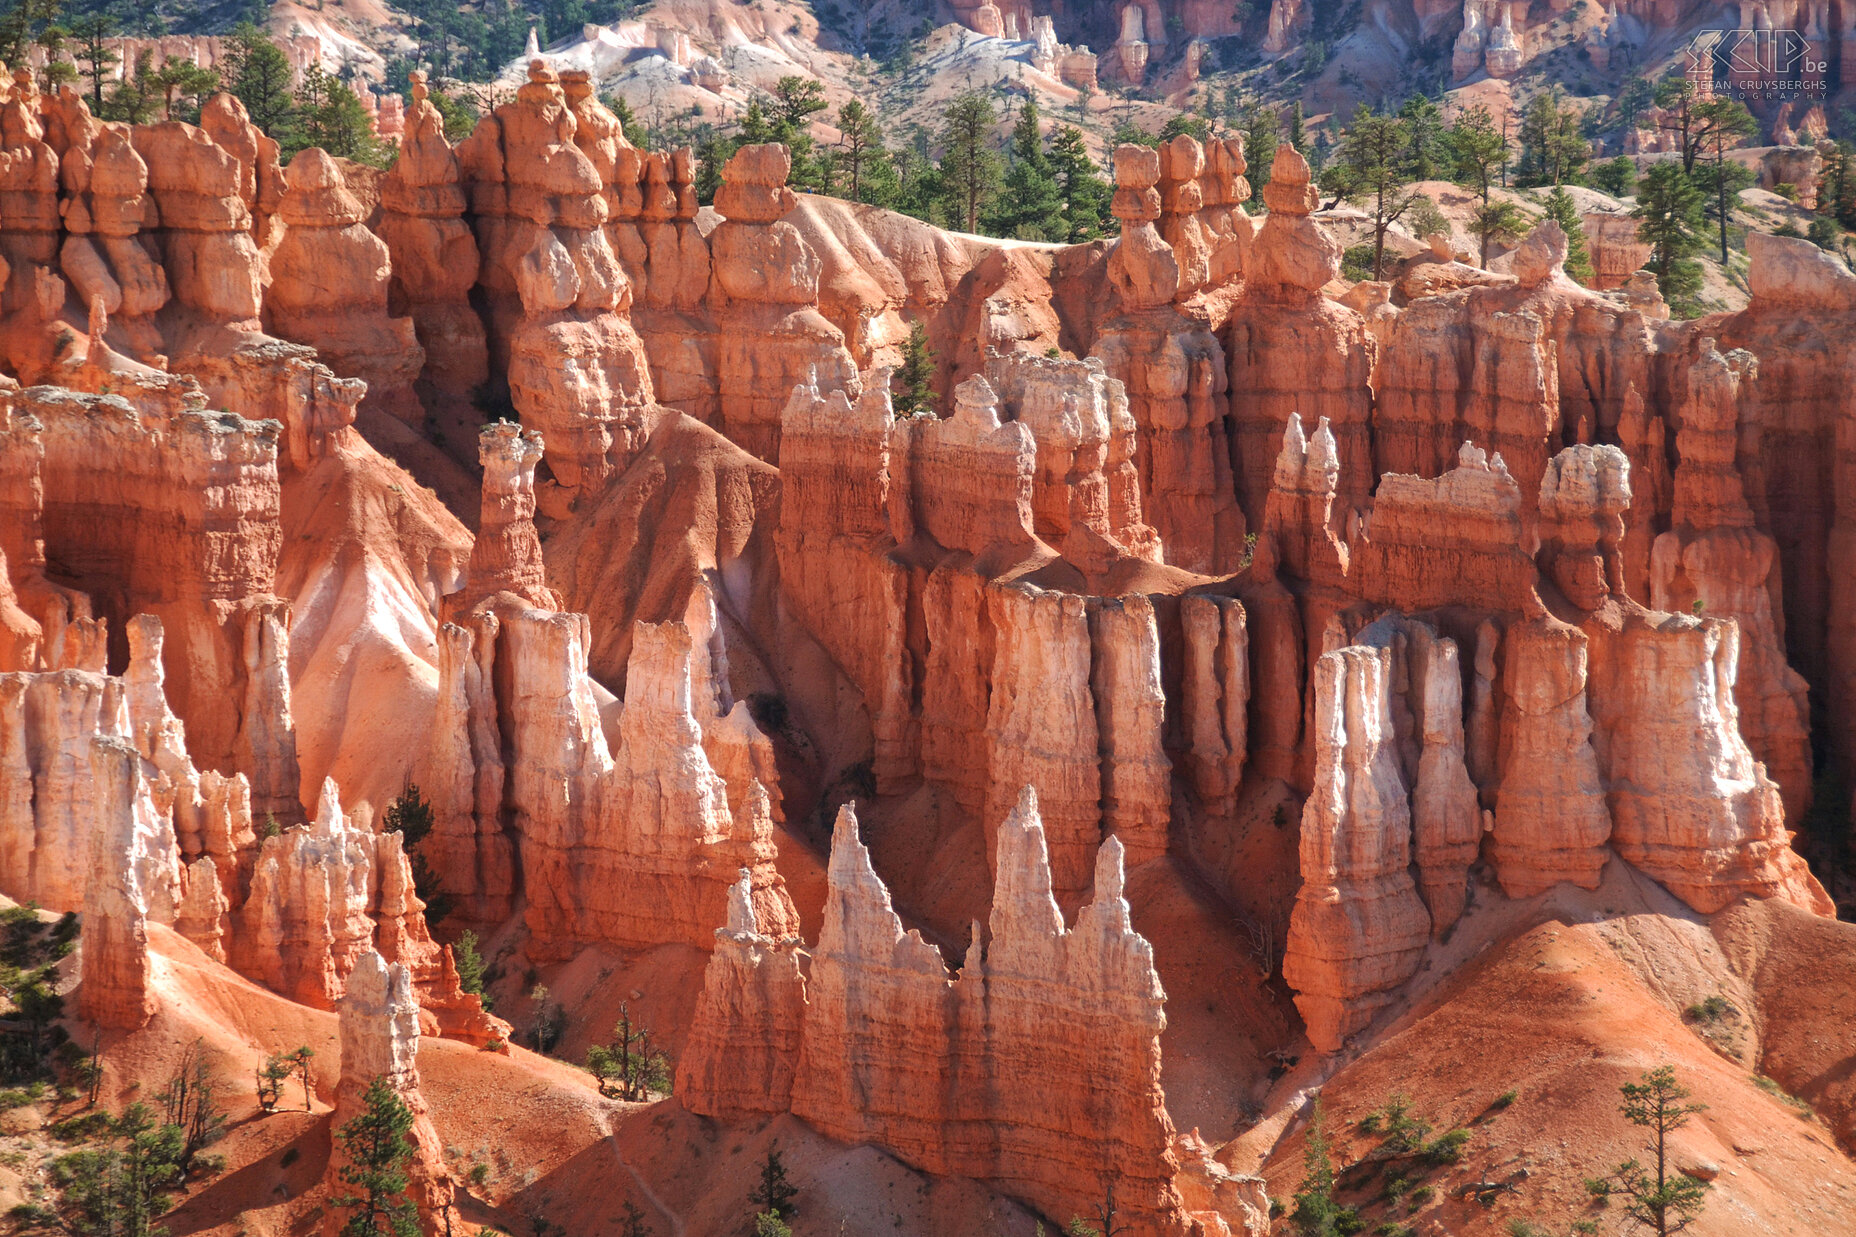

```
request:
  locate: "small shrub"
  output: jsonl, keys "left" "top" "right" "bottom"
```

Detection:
{"left": 1422, "top": 1128, "right": 1471, "bottom": 1165}
{"left": 1686, "top": 995, "right": 1734, "bottom": 1023}
{"left": 1491, "top": 1089, "right": 1517, "bottom": 1110}
{"left": 1408, "top": 1185, "right": 1435, "bottom": 1207}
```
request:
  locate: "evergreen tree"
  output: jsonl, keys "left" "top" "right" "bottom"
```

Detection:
{"left": 1049, "top": 125, "right": 1112, "bottom": 240}
{"left": 333, "top": 1077, "right": 421, "bottom": 1237}
{"left": 1593, "top": 155, "right": 1638, "bottom": 197}
{"left": 766, "top": 75, "right": 829, "bottom": 191}
{"left": 1446, "top": 102, "right": 1507, "bottom": 203}
{"left": 1398, "top": 93, "right": 1446, "bottom": 181}
{"left": 428, "top": 87, "right": 479, "bottom": 143}
{"left": 987, "top": 98, "right": 1064, "bottom": 240}
{"left": 833, "top": 100, "right": 890, "bottom": 203}
{"left": 1287, "top": 101, "right": 1308, "bottom": 155}
{"left": 891, "top": 321, "right": 936, "bottom": 415}
{"left": 939, "top": 92, "right": 1001, "bottom": 233}
{"left": 0, "top": 0, "right": 59, "bottom": 71}
{"left": 1289, "top": 1096, "right": 1358, "bottom": 1236}
{"left": 102, "top": 49, "right": 160, "bottom": 124}
{"left": 1322, "top": 103, "right": 1418, "bottom": 280}
{"left": 294, "top": 64, "right": 389, "bottom": 166}
{"left": 35, "top": 25, "right": 76, "bottom": 94}
{"left": 151, "top": 55, "right": 219, "bottom": 122}
{"left": 1516, "top": 88, "right": 1588, "bottom": 186}
{"left": 1586, "top": 1066, "right": 1710, "bottom": 1236}
{"left": 1694, "top": 97, "right": 1758, "bottom": 261}
{"left": 748, "top": 1144, "right": 798, "bottom": 1224}
{"left": 586, "top": 1004, "right": 670, "bottom": 1101}
{"left": 453, "top": 929, "right": 490, "bottom": 1009}
{"left": 1634, "top": 161, "right": 1705, "bottom": 309}
{"left": 1821, "top": 140, "right": 1856, "bottom": 230}
{"left": 1653, "top": 73, "right": 1710, "bottom": 175}
{"left": 1616, "top": 74, "right": 1655, "bottom": 133}
{"left": 383, "top": 784, "right": 451, "bottom": 926}
{"left": 1243, "top": 104, "right": 1279, "bottom": 212}
{"left": 1542, "top": 185, "right": 1595, "bottom": 284}
{"left": 224, "top": 23, "right": 296, "bottom": 143}
{"left": 38, "top": 1104, "right": 187, "bottom": 1237}
{"left": 1471, "top": 197, "right": 1529, "bottom": 267}
{"left": 67, "top": 12, "right": 116, "bottom": 111}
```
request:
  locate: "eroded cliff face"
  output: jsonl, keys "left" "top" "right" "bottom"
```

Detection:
{"left": 679, "top": 796, "right": 1221, "bottom": 1235}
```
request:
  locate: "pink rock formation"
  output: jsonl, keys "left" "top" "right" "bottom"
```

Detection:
{"left": 774, "top": 375, "right": 914, "bottom": 787}
{"left": 984, "top": 349, "right": 1159, "bottom": 569}
{"left": 709, "top": 143, "right": 858, "bottom": 460}
{"left": 984, "top": 584, "right": 1102, "bottom": 900}
{"left": 671, "top": 869, "right": 806, "bottom": 1119}
{"left": 1490, "top": 617, "right": 1612, "bottom": 896}
{"left": 449, "top": 422, "right": 559, "bottom": 613}
{"left": 1351, "top": 441, "right": 1536, "bottom": 613}
{"left": 683, "top": 795, "right": 1189, "bottom": 1233}
{"left": 1583, "top": 607, "right": 1831, "bottom": 916}
{"left": 457, "top": 58, "right": 652, "bottom": 504}
{"left": 1090, "top": 594, "right": 1172, "bottom": 868}
{"left": 1092, "top": 145, "right": 1244, "bottom": 575}
{"left": 76, "top": 736, "right": 169, "bottom": 1028}
{"left": 1180, "top": 594, "right": 1248, "bottom": 807}
{"left": 1404, "top": 623, "right": 1484, "bottom": 935}
{"left": 56, "top": 112, "right": 169, "bottom": 367}
{"left": 1649, "top": 342, "right": 1811, "bottom": 818}
{"left": 1228, "top": 148, "right": 1374, "bottom": 525}
{"left": 234, "top": 778, "right": 507, "bottom": 1044}
{"left": 267, "top": 147, "right": 425, "bottom": 422}
{"left": 428, "top": 576, "right": 797, "bottom": 956}
{"left": 376, "top": 71, "right": 487, "bottom": 400}
{"left": 1283, "top": 645, "right": 1430, "bottom": 1052}
{"left": 332, "top": 951, "right": 458, "bottom": 1232}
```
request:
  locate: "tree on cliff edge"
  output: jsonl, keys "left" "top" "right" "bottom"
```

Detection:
{"left": 940, "top": 93, "right": 1002, "bottom": 234}
{"left": 334, "top": 1076, "right": 421, "bottom": 1237}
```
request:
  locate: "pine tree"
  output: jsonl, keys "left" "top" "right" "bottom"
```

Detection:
{"left": 987, "top": 98, "right": 1064, "bottom": 240}
{"left": 891, "top": 321, "right": 936, "bottom": 416}
{"left": 1586, "top": 1066, "right": 1710, "bottom": 1236}
{"left": 1287, "top": 101, "right": 1308, "bottom": 155}
{"left": 384, "top": 784, "right": 451, "bottom": 926}
{"left": 834, "top": 100, "right": 891, "bottom": 204}
{"left": 1634, "top": 162, "right": 1705, "bottom": 309}
{"left": 748, "top": 1144, "right": 798, "bottom": 1224}
{"left": 1542, "top": 185, "right": 1594, "bottom": 285}
{"left": 224, "top": 23, "right": 296, "bottom": 142}
{"left": 940, "top": 92, "right": 1001, "bottom": 233}
{"left": 1694, "top": 97, "right": 1758, "bottom": 261}
{"left": 1049, "top": 125, "right": 1112, "bottom": 240}
{"left": 1244, "top": 104, "right": 1279, "bottom": 212}
{"left": 102, "top": 50, "right": 161, "bottom": 124}
{"left": 333, "top": 1077, "right": 421, "bottom": 1237}
{"left": 1516, "top": 88, "right": 1588, "bottom": 187}
{"left": 1593, "top": 156, "right": 1637, "bottom": 198}
{"left": 1289, "top": 1096, "right": 1358, "bottom": 1236}
{"left": 1398, "top": 94, "right": 1446, "bottom": 181}
{"left": 1446, "top": 102, "right": 1507, "bottom": 203}
{"left": 1323, "top": 103, "right": 1418, "bottom": 280}
{"left": 453, "top": 930, "right": 490, "bottom": 1009}
{"left": 67, "top": 12, "right": 116, "bottom": 111}
{"left": 1470, "top": 198, "right": 1529, "bottom": 268}
{"left": 294, "top": 64, "right": 388, "bottom": 166}
{"left": 151, "top": 55, "right": 220, "bottom": 123}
